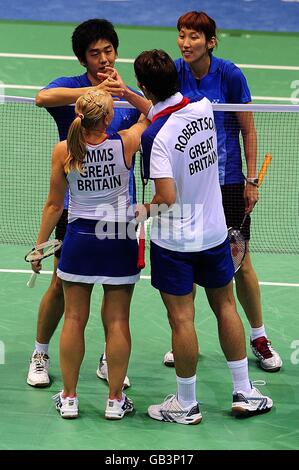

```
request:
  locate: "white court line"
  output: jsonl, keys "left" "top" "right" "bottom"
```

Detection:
{"left": 237, "top": 64, "right": 299, "bottom": 71}
{"left": 2, "top": 84, "right": 42, "bottom": 90}
{"left": 1, "top": 52, "right": 299, "bottom": 71}
{"left": 0, "top": 269, "right": 298, "bottom": 287}
{"left": 0, "top": 53, "right": 134, "bottom": 62}
{"left": 252, "top": 95, "right": 299, "bottom": 102}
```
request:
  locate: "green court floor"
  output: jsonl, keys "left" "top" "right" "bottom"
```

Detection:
{"left": 1, "top": 20, "right": 299, "bottom": 101}
{"left": 0, "top": 20, "right": 298, "bottom": 450}
{"left": 0, "top": 248, "right": 298, "bottom": 450}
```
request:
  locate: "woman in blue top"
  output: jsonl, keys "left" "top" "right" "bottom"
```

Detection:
{"left": 163, "top": 11, "right": 282, "bottom": 372}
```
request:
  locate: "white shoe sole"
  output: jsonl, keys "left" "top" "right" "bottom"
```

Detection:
{"left": 231, "top": 405, "right": 272, "bottom": 416}
{"left": 60, "top": 411, "right": 78, "bottom": 419}
{"left": 258, "top": 361, "right": 282, "bottom": 372}
{"left": 105, "top": 409, "right": 133, "bottom": 420}
{"left": 27, "top": 377, "right": 50, "bottom": 388}
{"left": 147, "top": 408, "right": 202, "bottom": 425}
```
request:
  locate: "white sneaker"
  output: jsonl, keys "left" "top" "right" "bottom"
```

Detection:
{"left": 250, "top": 336, "right": 282, "bottom": 372}
{"left": 96, "top": 354, "right": 130, "bottom": 389}
{"left": 148, "top": 394, "right": 202, "bottom": 425}
{"left": 163, "top": 347, "right": 200, "bottom": 367}
{"left": 232, "top": 385, "right": 273, "bottom": 416}
{"left": 163, "top": 350, "right": 175, "bottom": 367}
{"left": 105, "top": 394, "right": 134, "bottom": 420}
{"left": 52, "top": 391, "right": 79, "bottom": 419}
{"left": 27, "top": 352, "right": 50, "bottom": 387}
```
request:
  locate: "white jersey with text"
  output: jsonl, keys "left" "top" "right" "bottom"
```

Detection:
{"left": 141, "top": 93, "right": 227, "bottom": 252}
{"left": 67, "top": 133, "right": 131, "bottom": 223}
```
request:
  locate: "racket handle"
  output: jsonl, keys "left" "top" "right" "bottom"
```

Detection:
{"left": 258, "top": 153, "right": 272, "bottom": 186}
{"left": 239, "top": 213, "right": 248, "bottom": 231}
{"left": 137, "top": 223, "right": 146, "bottom": 269}
{"left": 27, "top": 272, "right": 38, "bottom": 288}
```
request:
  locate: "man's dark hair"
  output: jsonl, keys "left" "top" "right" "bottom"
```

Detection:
{"left": 72, "top": 18, "right": 119, "bottom": 63}
{"left": 134, "top": 49, "right": 179, "bottom": 102}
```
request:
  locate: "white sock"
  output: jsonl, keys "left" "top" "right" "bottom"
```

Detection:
{"left": 62, "top": 390, "right": 77, "bottom": 399}
{"left": 34, "top": 341, "right": 49, "bottom": 355}
{"left": 251, "top": 325, "right": 267, "bottom": 341}
{"left": 109, "top": 393, "right": 125, "bottom": 403}
{"left": 176, "top": 374, "right": 197, "bottom": 408}
{"left": 227, "top": 357, "right": 251, "bottom": 394}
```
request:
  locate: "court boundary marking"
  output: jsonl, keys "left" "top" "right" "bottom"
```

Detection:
{"left": 2, "top": 52, "right": 299, "bottom": 102}
{"left": 1, "top": 84, "right": 298, "bottom": 102}
{"left": 1, "top": 52, "right": 299, "bottom": 71}
{"left": 1, "top": 268, "right": 298, "bottom": 287}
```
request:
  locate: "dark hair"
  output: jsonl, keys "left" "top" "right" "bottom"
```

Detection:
{"left": 72, "top": 18, "right": 119, "bottom": 62}
{"left": 134, "top": 49, "right": 179, "bottom": 102}
{"left": 177, "top": 11, "right": 217, "bottom": 52}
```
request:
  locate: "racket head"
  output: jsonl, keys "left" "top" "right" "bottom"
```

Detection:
{"left": 228, "top": 227, "right": 246, "bottom": 273}
{"left": 25, "top": 239, "right": 62, "bottom": 262}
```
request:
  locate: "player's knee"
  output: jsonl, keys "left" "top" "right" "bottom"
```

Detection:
{"left": 49, "top": 275, "right": 64, "bottom": 297}
{"left": 167, "top": 312, "right": 194, "bottom": 331}
{"left": 235, "top": 258, "right": 254, "bottom": 279}
{"left": 64, "top": 313, "right": 87, "bottom": 331}
{"left": 211, "top": 291, "right": 236, "bottom": 318}
{"left": 106, "top": 317, "right": 130, "bottom": 334}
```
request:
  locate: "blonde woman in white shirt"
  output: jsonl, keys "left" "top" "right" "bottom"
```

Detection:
{"left": 31, "top": 89, "right": 149, "bottom": 420}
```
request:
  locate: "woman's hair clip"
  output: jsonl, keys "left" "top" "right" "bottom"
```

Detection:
{"left": 78, "top": 113, "right": 84, "bottom": 120}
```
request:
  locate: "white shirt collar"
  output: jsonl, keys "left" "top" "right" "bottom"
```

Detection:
{"left": 152, "top": 92, "right": 184, "bottom": 117}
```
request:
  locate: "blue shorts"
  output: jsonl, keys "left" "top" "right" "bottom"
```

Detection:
{"left": 150, "top": 237, "right": 234, "bottom": 295}
{"left": 57, "top": 218, "right": 140, "bottom": 285}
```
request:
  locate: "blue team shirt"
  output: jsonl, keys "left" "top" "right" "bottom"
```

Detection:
{"left": 44, "top": 73, "right": 141, "bottom": 206}
{"left": 175, "top": 55, "right": 251, "bottom": 185}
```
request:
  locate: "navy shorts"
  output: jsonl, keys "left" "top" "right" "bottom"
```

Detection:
{"left": 221, "top": 184, "right": 251, "bottom": 241}
{"left": 54, "top": 209, "right": 68, "bottom": 258}
{"left": 150, "top": 237, "right": 234, "bottom": 295}
{"left": 57, "top": 218, "right": 140, "bottom": 285}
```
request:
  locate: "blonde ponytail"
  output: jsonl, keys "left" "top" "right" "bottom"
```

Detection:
{"left": 65, "top": 116, "right": 86, "bottom": 174}
{"left": 65, "top": 90, "right": 113, "bottom": 174}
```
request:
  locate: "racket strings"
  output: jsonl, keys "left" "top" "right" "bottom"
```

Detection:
{"left": 228, "top": 228, "right": 246, "bottom": 272}
{"left": 25, "top": 240, "right": 62, "bottom": 262}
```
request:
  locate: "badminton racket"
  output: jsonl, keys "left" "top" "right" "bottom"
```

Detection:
{"left": 137, "top": 152, "right": 148, "bottom": 269}
{"left": 24, "top": 239, "right": 62, "bottom": 288}
{"left": 228, "top": 154, "right": 272, "bottom": 272}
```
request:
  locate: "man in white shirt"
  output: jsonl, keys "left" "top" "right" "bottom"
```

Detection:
{"left": 134, "top": 49, "right": 273, "bottom": 425}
